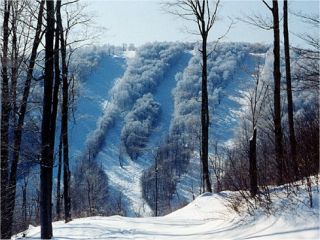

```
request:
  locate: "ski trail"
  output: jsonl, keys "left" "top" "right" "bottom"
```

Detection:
{"left": 97, "top": 52, "right": 192, "bottom": 217}
{"left": 69, "top": 55, "right": 125, "bottom": 160}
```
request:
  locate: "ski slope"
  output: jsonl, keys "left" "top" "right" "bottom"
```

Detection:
{"left": 69, "top": 54, "right": 125, "bottom": 160}
{"left": 14, "top": 181, "right": 319, "bottom": 239}
{"left": 95, "top": 49, "right": 192, "bottom": 217}
{"left": 69, "top": 43, "right": 271, "bottom": 216}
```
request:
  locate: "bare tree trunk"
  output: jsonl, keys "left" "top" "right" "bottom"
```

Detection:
{"left": 201, "top": 31, "right": 212, "bottom": 193}
{"left": 272, "top": 0, "right": 283, "bottom": 185}
{"left": 22, "top": 178, "right": 28, "bottom": 230}
{"left": 6, "top": 1, "right": 45, "bottom": 237}
{"left": 49, "top": 0, "right": 62, "bottom": 158}
{"left": 40, "top": 0, "right": 55, "bottom": 238}
{"left": 86, "top": 179, "right": 92, "bottom": 215}
{"left": 43, "top": 2, "right": 61, "bottom": 224}
{"left": 306, "top": 176, "right": 313, "bottom": 208}
{"left": 249, "top": 128, "right": 258, "bottom": 197}
{"left": 283, "top": 0, "right": 298, "bottom": 180}
{"left": 10, "top": 2, "right": 18, "bottom": 128}
{"left": 57, "top": 0, "right": 71, "bottom": 222}
{"left": 1, "top": 1, "right": 12, "bottom": 238}
{"left": 53, "top": 1, "right": 62, "bottom": 220}
{"left": 62, "top": 53, "right": 72, "bottom": 222}
{"left": 56, "top": 134, "right": 63, "bottom": 219}
{"left": 166, "top": 0, "right": 219, "bottom": 194}
{"left": 155, "top": 155, "right": 158, "bottom": 216}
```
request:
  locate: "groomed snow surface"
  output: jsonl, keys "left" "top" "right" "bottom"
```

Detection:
{"left": 14, "top": 181, "right": 320, "bottom": 240}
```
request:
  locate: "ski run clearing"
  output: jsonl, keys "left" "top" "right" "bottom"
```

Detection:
{"left": 14, "top": 181, "right": 320, "bottom": 240}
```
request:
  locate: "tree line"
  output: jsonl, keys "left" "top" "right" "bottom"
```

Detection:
{"left": 144, "top": 0, "right": 318, "bottom": 215}
{"left": 0, "top": 0, "right": 319, "bottom": 238}
{"left": 0, "top": 0, "right": 88, "bottom": 238}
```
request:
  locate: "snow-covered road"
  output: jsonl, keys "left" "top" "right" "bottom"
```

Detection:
{"left": 14, "top": 186, "right": 319, "bottom": 240}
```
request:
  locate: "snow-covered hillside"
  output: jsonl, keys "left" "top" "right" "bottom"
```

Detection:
{"left": 14, "top": 181, "right": 320, "bottom": 239}
{"left": 69, "top": 49, "right": 126, "bottom": 160}
{"left": 68, "top": 42, "right": 271, "bottom": 216}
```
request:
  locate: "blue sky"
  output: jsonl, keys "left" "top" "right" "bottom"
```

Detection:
{"left": 85, "top": 0, "right": 319, "bottom": 47}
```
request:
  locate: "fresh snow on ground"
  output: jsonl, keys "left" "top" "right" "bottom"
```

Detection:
{"left": 94, "top": 47, "right": 191, "bottom": 217}
{"left": 69, "top": 54, "right": 125, "bottom": 160}
{"left": 69, "top": 43, "right": 271, "bottom": 217}
{"left": 171, "top": 151, "right": 202, "bottom": 206}
{"left": 14, "top": 182, "right": 320, "bottom": 240}
{"left": 123, "top": 50, "right": 136, "bottom": 59}
{"left": 97, "top": 121, "right": 154, "bottom": 217}
{"left": 56, "top": 44, "right": 319, "bottom": 240}
{"left": 169, "top": 47, "right": 267, "bottom": 206}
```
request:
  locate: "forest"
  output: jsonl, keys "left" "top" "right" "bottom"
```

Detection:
{"left": 0, "top": 0, "right": 319, "bottom": 239}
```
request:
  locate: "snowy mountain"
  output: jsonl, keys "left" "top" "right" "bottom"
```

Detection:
{"left": 3, "top": 1, "right": 318, "bottom": 239}
{"left": 66, "top": 42, "right": 271, "bottom": 217}
{"left": 14, "top": 178, "right": 320, "bottom": 239}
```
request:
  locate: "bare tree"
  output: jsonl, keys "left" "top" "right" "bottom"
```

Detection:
{"left": 1, "top": 1, "right": 45, "bottom": 238}
{"left": 242, "top": 0, "right": 284, "bottom": 185}
{"left": 209, "top": 141, "right": 224, "bottom": 193}
{"left": 1, "top": 1, "right": 12, "bottom": 238}
{"left": 58, "top": 0, "right": 72, "bottom": 222}
{"left": 167, "top": 0, "right": 222, "bottom": 193}
{"left": 249, "top": 128, "right": 257, "bottom": 196}
{"left": 71, "top": 155, "right": 108, "bottom": 217}
{"left": 283, "top": 0, "right": 298, "bottom": 180}
{"left": 53, "top": 1, "right": 62, "bottom": 222}
{"left": 267, "top": 0, "right": 283, "bottom": 185}
{"left": 292, "top": 11, "right": 319, "bottom": 92}
{"left": 56, "top": 0, "right": 92, "bottom": 223}
{"left": 40, "top": 0, "right": 55, "bottom": 238}
{"left": 244, "top": 63, "right": 269, "bottom": 196}
{"left": 152, "top": 149, "right": 160, "bottom": 216}
{"left": 56, "top": 134, "right": 63, "bottom": 220}
{"left": 292, "top": 11, "right": 319, "bottom": 53}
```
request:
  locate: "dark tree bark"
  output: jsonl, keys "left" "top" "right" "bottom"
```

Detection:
{"left": 3, "top": 1, "right": 45, "bottom": 238}
{"left": 56, "top": 134, "right": 63, "bottom": 219}
{"left": 259, "top": 0, "right": 284, "bottom": 185}
{"left": 22, "top": 178, "right": 28, "bottom": 230}
{"left": 1, "top": 1, "right": 12, "bottom": 238}
{"left": 10, "top": 3, "right": 18, "bottom": 128}
{"left": 42, "top": 0, "right": 61, "bottom": 223}
{"left": 45, "top": 1, "right": 62, "bottom": 223}
{"left": 167, "top": 0, "right": 220, "bottom": 193}
{"left": 249, "top": 128, "right": 258, "bottom": 197}
{"left": 201, "top": 31, "right": 212, "bottom": 193}
{"left": 57, "top": 0, "right": 71, "bottom": 222}
{"left": 40, "top": 0, "right": 55, "bottom": 238}
{"left": 155, "top": 154, "right": 158, "bottom": 216}
{"left": 49, "top": 0, "right": 62, "bottom": 160}
{"left": 62, "top": 37, "right": 72, "bottom": 222}
{"left": 283, "top": 0, "right": 298, "bottom": 179}
{"left": 272, "top": 0, "right": 283, "bottom": 185}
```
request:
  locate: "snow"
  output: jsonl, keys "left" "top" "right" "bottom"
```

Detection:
{"left": 249, "top": 52, "right": 266, "bottom": 57}
{"left": 69, "top": 43, "right": 297, "bottom": 219}
{"left": 53, "top": 43, "right": 319, "bottom": 239}
{"left": 123, "top": 50, "right": 136, "bottom": 59}
{"left": 97, "top": 135, "right": 154, "bottom": 216}
{"left": 88, "top": 44, "right": 191, "bottom": 216}
{"left": 69, "top": 54, "right": 125, "bottom": 161}
{"left": 171, "top": 152, "right": 202, "bottom": 206}
{"left": 14, "top": 182, "right": 320, "bottom": 240}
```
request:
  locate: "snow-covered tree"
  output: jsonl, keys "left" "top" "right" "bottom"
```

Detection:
{"left": 121, "top": 93, "right": 160, "bottom": 160}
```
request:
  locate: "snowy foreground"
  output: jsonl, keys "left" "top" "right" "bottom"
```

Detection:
{"left": 15, "top": 185, "right": 319, "bottom": 240}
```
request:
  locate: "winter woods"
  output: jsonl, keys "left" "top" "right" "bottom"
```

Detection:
{"left": 0, "top": 0, "right": 90, "bottom": 238}
{"left": 0, "top": 0, "right": 319, "bottom": 239}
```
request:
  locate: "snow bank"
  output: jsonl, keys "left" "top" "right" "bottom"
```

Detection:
{"left": 14, "top": 181, "right": 319, "bottom": 240}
